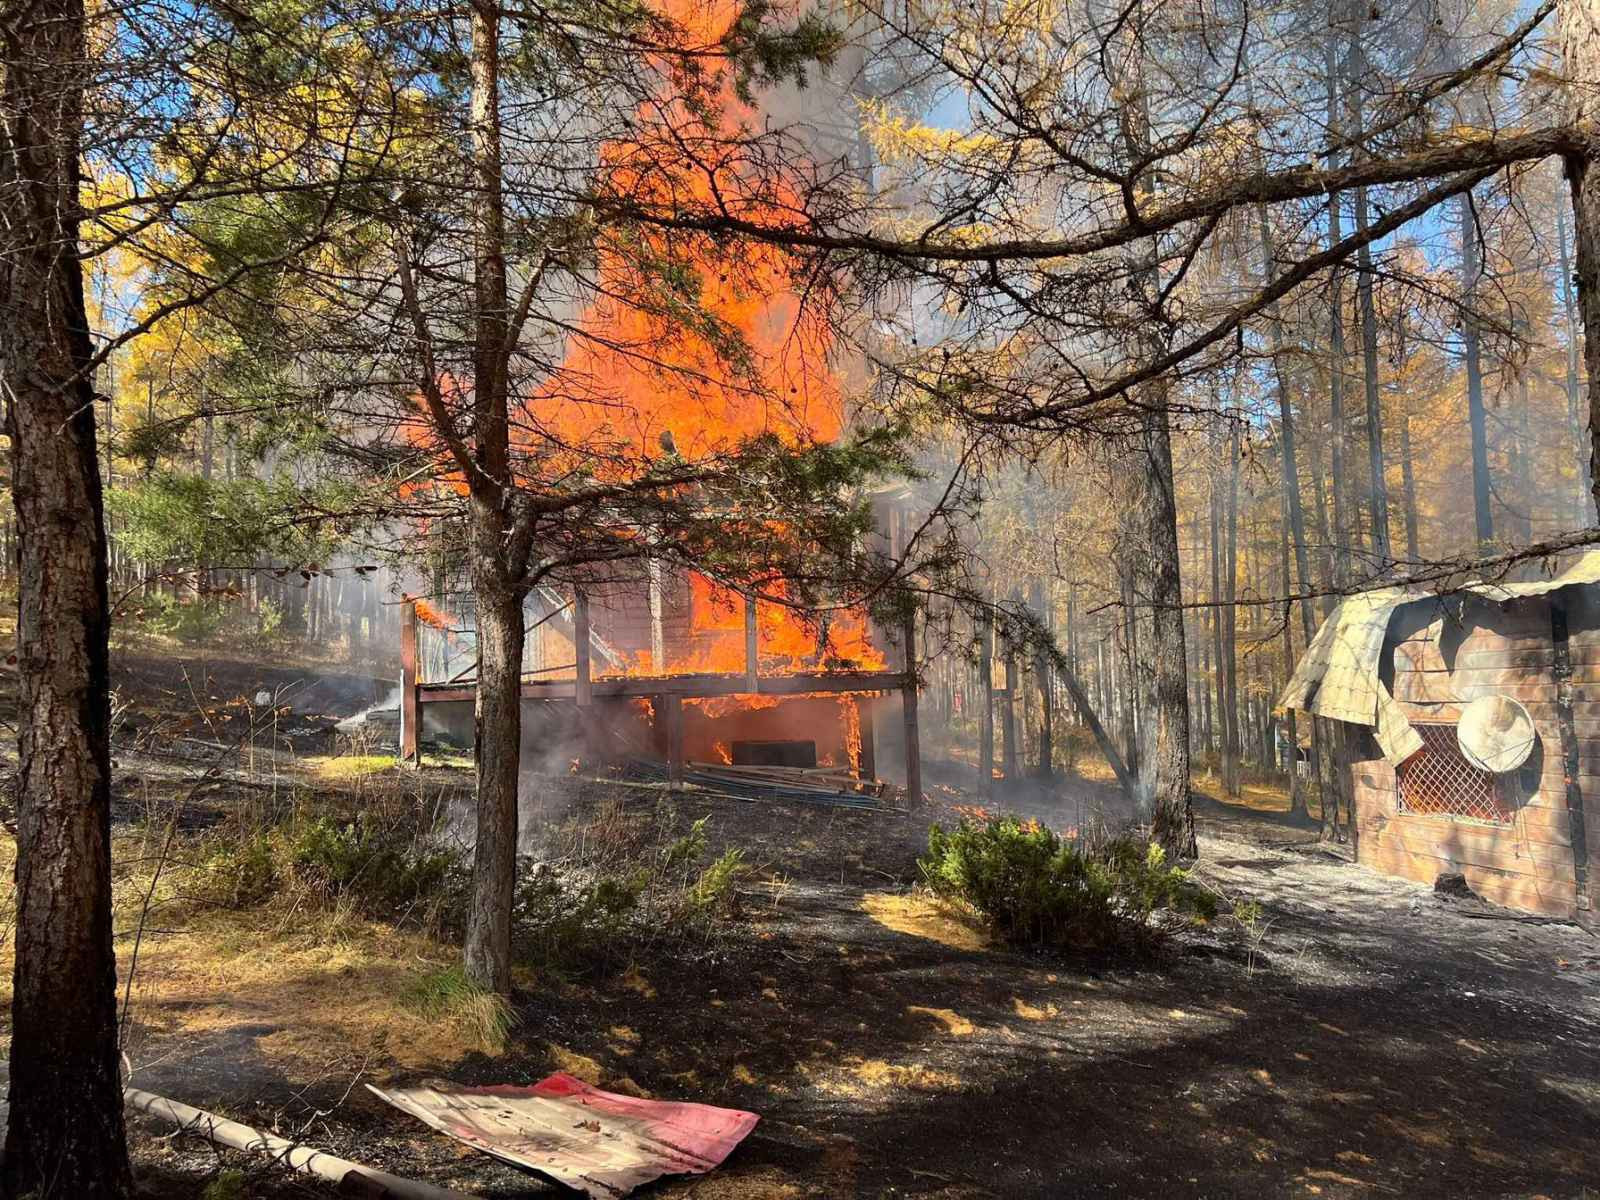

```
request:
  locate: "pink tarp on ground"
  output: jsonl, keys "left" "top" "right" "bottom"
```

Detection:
{"left": 367, "top": 1073, "right": 759, "bottom": 1198}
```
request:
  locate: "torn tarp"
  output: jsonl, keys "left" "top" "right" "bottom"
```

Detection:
{"left": 368, "top": 1074, "right": 758, "bottom": 1199}
{"left": 1278, "top": 550, "right": 1600, "bottom": 764}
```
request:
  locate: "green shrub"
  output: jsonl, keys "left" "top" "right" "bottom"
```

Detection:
{"left": 130, "top": 593, "right": 228, "bottom": 643}
{"left": 689, "top": 848, "right": 746, "bottom": 916}
{"left": 919, "top": 814, "right": 1216, "bottom": 953}
{"left": 511, "top": 812, "right": 753, "bottom": 971}
{"left": 512, "top": 863, "right": 649, "bottom": 969}
{"left": 194, "top": 812, "right": 460, "bottom": 918}
{"left": 257, "top": 596, "right": 284, "bottom": 639}
{"left": 199, "top": 831, "right": 279, "bottom": 908}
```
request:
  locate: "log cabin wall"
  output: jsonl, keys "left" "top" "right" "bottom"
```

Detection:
{"left": 1346, "top": 590, "right": 1595, "bottom": 921}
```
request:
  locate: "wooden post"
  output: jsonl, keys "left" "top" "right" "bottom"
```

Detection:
{"left": 574, "top": 587, "right": 592, "bottom": 707}
{"left": 978, "top": 612, "right": 994, "bottom": 800}
{"left": 744, "top": 591, "right": 759, "bottom": 692}
{"left": 857, "top": 699, "right": 877, "bottom": 781}
{"left": 902, "top": 610, "right": 922, "bottom": 805}
{"left": 648, "top": 558, "right": 666, "bottom": 672}
{"left": 400, "top": 599, "right": 420, "bottom": 764}
{"left": 663, "top": 693, "right": 685, "bottom": 790}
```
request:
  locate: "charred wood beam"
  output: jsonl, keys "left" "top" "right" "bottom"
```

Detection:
{"left": 416, "top": 669, "right": 911, "bottom": 704}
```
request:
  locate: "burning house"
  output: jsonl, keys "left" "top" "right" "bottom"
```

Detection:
{"left": 392, "top": 0, "right": 922, "bottom": 801}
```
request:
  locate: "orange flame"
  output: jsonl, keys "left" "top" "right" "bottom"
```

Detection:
{"left": 840, "top": 696, "right": 863, "bottom": 774}
{"left": 412, "top": 597, "right": 456, "bottom": 632}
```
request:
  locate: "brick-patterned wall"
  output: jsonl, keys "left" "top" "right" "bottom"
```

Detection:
{"left": 1349, "top": 593, "right": 1587, "bottom": 920}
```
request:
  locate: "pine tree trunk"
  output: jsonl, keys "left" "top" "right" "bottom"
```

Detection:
{"left": 1132, "top": 419, "right": 1194, "bottom": 856}
{"left": 999, "top": 637, "right": 1019, "bottom": 783}
{"left": 1221, "top": 423, "right": 1240, "bottom": 798}
{"left": 1030, "top": 579, "right": 1053, "bottom": 778}
{"left": 978, "top": 611, "right": 995, "bottom": 800}
{"left": 1325, "top": 40, "right": 1353, "bottom": 593}
{"left": 463, "top": 546, "right": 523, "bottom": 994}
{"left": 1557, "top": 200, "right": 1590, "bottom": 523}
{"left": 1, "top": 0, "right": 134, "bottom": 1188}
{"left": 1562, "top": 0, "right": 1600, "bottom": 521}
{"left": 1355, "top": 185, "right": 1390, "bottom": 563}
{"left": 458, "top": 0, "right": 524, "bottom": 995}
{"left": 1459, "top": 191, "right": 1495, "bottom": 545}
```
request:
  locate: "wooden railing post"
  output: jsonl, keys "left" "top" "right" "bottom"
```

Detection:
{"left": 400, "top": 599, "right": 420, "bottom": 764}
{"left": 574, "top": 587, "right": 592, "bottom": 707}
{"left": 857, "top": 699, "right": 877, "bottom": 781}
{"left": 744, "top": 591, "right": 759, "bottom": 692}
{"left": 663, "top": 694, "right": 685, "bottom": 790}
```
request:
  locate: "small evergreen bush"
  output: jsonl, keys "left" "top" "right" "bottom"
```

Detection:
{"left": 919, "top": 814, "right": 1215, "bottom": 953}
{"left": 197, "top": 811, "right": 459, "bottom": 917}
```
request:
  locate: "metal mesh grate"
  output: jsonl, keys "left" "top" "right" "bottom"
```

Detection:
{"left": 1397, "top": 724, "right": 1510, "bottom": 823}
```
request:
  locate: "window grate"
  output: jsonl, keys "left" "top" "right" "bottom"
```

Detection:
{"left": 1397, "top": 724, "right": 1510, "bottom": 823}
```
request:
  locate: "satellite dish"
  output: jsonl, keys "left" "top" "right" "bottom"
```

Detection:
{"left": 1456, "top": 695, "right": 1536, "bottom": 774}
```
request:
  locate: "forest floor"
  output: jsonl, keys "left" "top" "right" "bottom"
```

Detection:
{"left": 1, "top": 651, "right": 1598, "bottom": 1199}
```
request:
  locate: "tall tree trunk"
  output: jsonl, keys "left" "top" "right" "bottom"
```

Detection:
{"left": 1557, "top": 198, "right": 1590, "bottom": 523}
{"left": 1030, "top": 578, "right": 1054, "bottom": 778}
{"left": 1399, "top": 410, "right": 1421, "bottom": 559}
{"left": 464, "top": 559, "right": 523, "bottom": 994}
{"left": 461, "top": 0, "right": 522, "bottom": 995}
{"left": 1326, "top": 39, "right": 1353, "bottom": 594}
{"left": 1116, "top": 568, "right": 1138, "bottom": 777}
{"left": 978, "top": 610, "right": 995, "bottom": 800}
{"left": 0, "top": 0, "right": 134, "bottom": 1189}
{"left": 1345, "top": 18, "right": 1392, "bottom": 566}
{"left": 1221, "top": 422, "right": 1241, "bottom": 798}
{"left": 1111, "top": 2, "right": 1192, "bottom": 857}
{"left": 1276, "top": 451, "right": 1305, "bottom": 814}
{"left": 1355, "top": 185, "right": 1390, "bottom": 564}
{"left": 1000, "top": 635, "right": 1019, "bottom": 783}
{"left": 1460, "top": 190, "right": 1495, "bottom": 545}
{"left": 1209, "top": 472, "right": 1224, "bottom": 764}
{"left": 1130, "top": 418, "right": 1194, "bottom": 856}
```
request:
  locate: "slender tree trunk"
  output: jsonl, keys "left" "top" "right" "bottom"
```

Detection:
{"left": 1459, "top": 191, "right": 1495, "bottom": 545}
{"left": 1030, "top": 578, "right": 1053, "bottom": 778}
{"left": 1221, "top": 421, "right": 1240, "bottom": 798}
{"left": 1000, "top": 634, "right": 1019, "bottom": 783}
{"left": 1557, "top": 199, "right": 1591, "bottom": 523}
{"left": 1399, "top": 410, "right": 1421, "bottom": 559}
{"left": 1355, "top": 185, "right": 1390, "bottom": 563}
{"left": 978, "top": 610, "right": 995, "bottom": 800}
{"left": 1209, "top": 470, "right": 1224, "bottom": 766}
{"left": 1276, "top": 454, "right": 1304, "bottom": 814}
{"left": 1554, "top": 0, "right": 1600, "bottom": 524}
{"left": 1326, "top": 40, "right": 1353, "bottom": 593}
{"left": 0, "top": 0, "right": 134, "bottom": 1189}
{"left": 1116, "top": 568, "right": 1140, "bottom": 777}
{"left": 461, "top": 0, "right": 522, "bottom": 995}
{"left": 464, "top": 556, "right": 523, "bottom": 994}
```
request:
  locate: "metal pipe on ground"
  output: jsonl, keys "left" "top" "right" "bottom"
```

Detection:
{"left": 124, "top": 1087, "right": 472, "bottom": 1200}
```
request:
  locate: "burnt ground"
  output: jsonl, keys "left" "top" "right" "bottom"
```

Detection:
{"left": 5, "top": 651, "right": 1600, "bottom": 1199}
